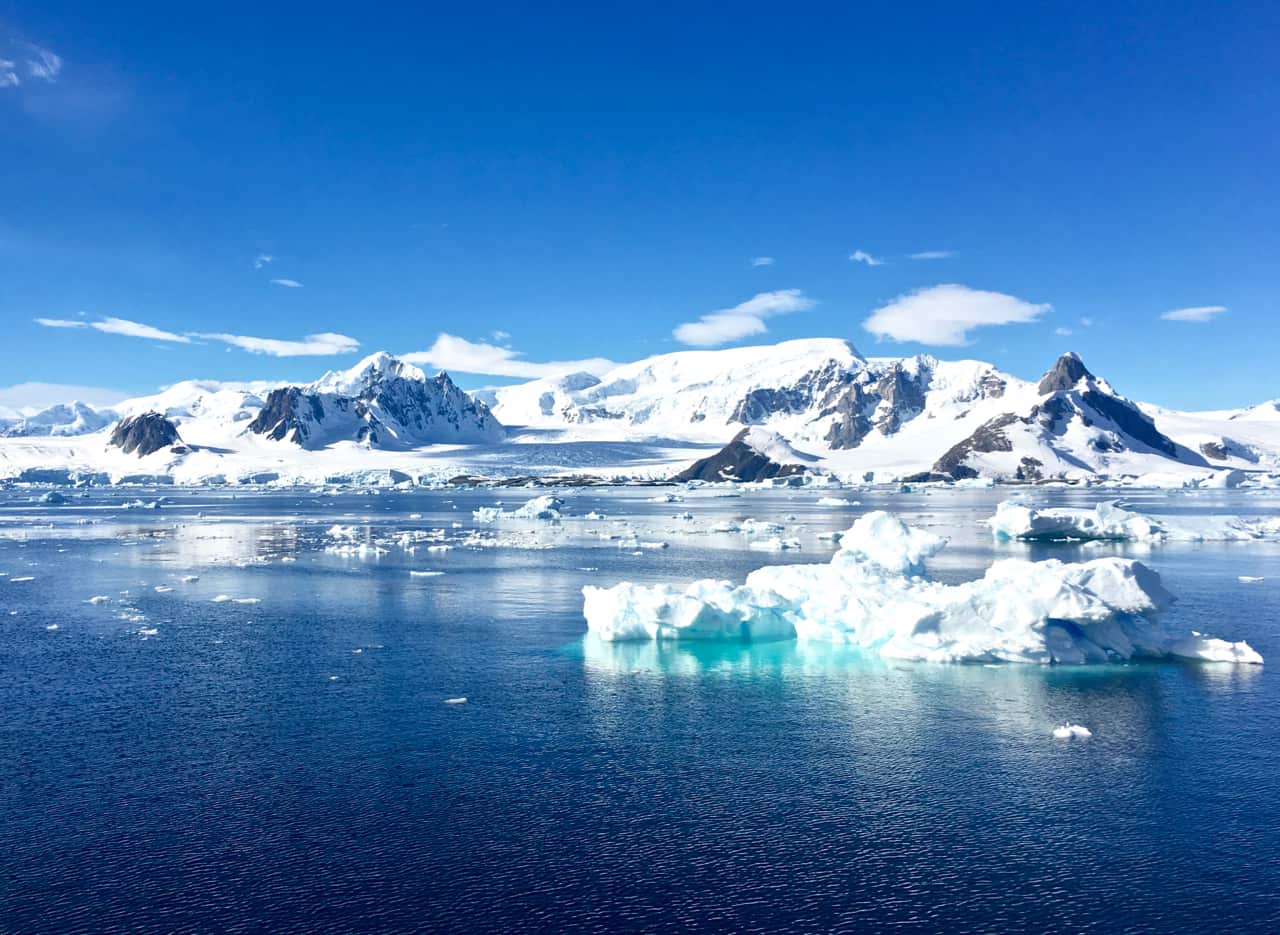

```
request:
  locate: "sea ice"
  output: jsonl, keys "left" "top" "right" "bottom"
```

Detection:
{"left": 989, "top": 499, "right": 1280, "bottom": 543}
{"left": 1052, "top": 724, "right": 1092, "bottom": 739}
{"left": 444, "top": 696, "right": 467, "bottom": 705}
{"left": 582, "top": 511, "right": 1262, "bottom": 665}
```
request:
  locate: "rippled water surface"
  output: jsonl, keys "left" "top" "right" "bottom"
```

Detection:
{"left": 2, "top": 485, "right": 1279, "bottom": 933}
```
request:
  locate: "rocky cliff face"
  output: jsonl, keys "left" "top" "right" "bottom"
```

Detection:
{"left": 109, "top": 412, "right": 183, "bottom": 456}
{"left": 674, "top": 428, "right": 812, "bottom": 482}
{"left": 932, "top": 354, "right": 1189, "bottom": 478}
{"left": 248, "top": 353, "right": 504, "bottom": 450}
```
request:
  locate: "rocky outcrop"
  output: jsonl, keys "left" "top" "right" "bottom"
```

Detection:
{"left": 674, "top": 429, "right": 810, "bottom": 483}
{"left": 1037, "top": 352, "right": 1092, "bottom": 394}
{"left": 109, "top": 412, "right": 183, "bottom": 457}
{"left": 248, "top": 353, "right": 504, "bottom": 450}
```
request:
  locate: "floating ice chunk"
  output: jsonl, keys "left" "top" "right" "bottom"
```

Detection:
{"left": 444, "top": 696, "right": 467, "bottom": 705}
{"left": 638, "top": 541, "right": 669, "bottom": 550}
{"left": 86, "top": 595, "right": 111, "bottom": 605}
{"left": 181, "top": 575, "right": 200, "bottom": 583}
{"left": 748, "top": 537, "right": 802, "bottom": 552}
{"left": 836, "top": 511, "right": 944, "bottom": 575}
{"left": 647, "top": 493, "right": 681, "bottom": 503}
{"left": 582, "top": 511, "right": 1261, "bottom": 666}
{"left": 740, "top": 519, "right": 785, "bottom": 536}
{"left": 138, "top": 627, "right": 158, "bottom": 637}
{"left": 511, "top": 495, "right": 564, "bottom": 520}
{"left": 1239, "top": 576, "right": 1264, "bottom": 583}
{"left": 233, "top": 597, "right": 260, "bottom": 605}
{"left": 45, "top": 623, "right": 58, "bottom": 630}
{"left": 472, "top": 506, "right": 503, "bottom": 523}
{"left": 409, "top": 570, "right": 445, "bottom": 577}
{"left": 1053, "top": 724, "right": 1092, "bottom": 739}
{"left": 817, "top": 497, "right": 858, "bottom": 506}
{"left": 9, "top": 576, "right": 34, "bottom": 583}
{"left": 989, "top": 499, "right": 1280, "bottom": 543}
{"left": 154, "top": 585, "right": 173, "bottom": 593}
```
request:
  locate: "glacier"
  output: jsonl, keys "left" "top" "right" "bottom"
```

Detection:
{"left": 582, "top": 511, "right": 1263, "bottom": 665}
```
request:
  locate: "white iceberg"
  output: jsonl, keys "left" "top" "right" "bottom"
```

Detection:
{"left": 582, "top": 511, "right": 1262, "bottom": 665}
{"left": 473, "top": 495, "right": 564, "bottom": 522}
{"left": 1052, "top": 724, "right": 1092, "bottom": 739}
{"left": 989, "top": 499, "right": 1280, "bottom": 543}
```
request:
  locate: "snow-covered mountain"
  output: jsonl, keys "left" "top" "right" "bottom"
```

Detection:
{"left": 247, "top": 352, "right": 503, "bottom": 450}
{"left": 2, "top": 341, "right": 1278, "bottom": 485}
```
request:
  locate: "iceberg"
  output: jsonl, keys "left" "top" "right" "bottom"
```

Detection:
{"left": 473, "top": 495, "right": 564, "bottom": 522}
{"left": 582, "top": 511, "right": 1263, "bottom": 665}
{"left": 988, "top": 499, "right": 1280, "bottom": 543}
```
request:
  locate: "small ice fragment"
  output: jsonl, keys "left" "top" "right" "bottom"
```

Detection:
{"left": 409, "top": 570, "right": 445, "bottom": 577}
{"left": 138, "top": 627, "right": 158, "bottom": 637}
{"left": 212, "top": 595, "right": 233, "bottom": 603}
{"left": 45, "top": 623, "right": 59, "bottom": 631}
{"left": 444, "top": 696, "right": 467, "bottom": 705}
{"left": 1239, "top": 576, "right": 1264, "bottom": 583}
{"left": 233, "top": 598, "right": 260, "bottom": 605}
{"left": 9, "top": 576, "right": 34, "bottom": 583}
{"left": 154, "top": 586, "right": 173, "bottom": 593}
{"left": 181, "top": 575, "right": 200, "bottom": 583}
{"left": 87, "top": 595, "right": 111, "bottom": 605}
{"left": 1053, "top": 724, "right": 1093, "bottom": 739}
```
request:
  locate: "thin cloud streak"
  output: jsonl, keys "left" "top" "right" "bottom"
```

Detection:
{"left": 673, "top": 289, "right": 815, "bottom": 347}
{"left": 1161, "top": 305, "right": 1226, "bottom": 322}
{"left": 194, "top": 332, "right": 360, "bottom": 357}
{"left": 35, "top": 315, "right": 191, "bottom": 343}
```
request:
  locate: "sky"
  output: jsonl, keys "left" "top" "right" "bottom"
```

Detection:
{"left": 1, "top": 0, "right": 1277, "bottom": 412}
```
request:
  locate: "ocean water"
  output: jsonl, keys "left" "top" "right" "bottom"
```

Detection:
{"left": 2, "top": 484, "right": 1279, "bottom": 933}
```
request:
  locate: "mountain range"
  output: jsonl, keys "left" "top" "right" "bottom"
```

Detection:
{"left": 2, "top": 340, "right": 1277, "bottom": 486}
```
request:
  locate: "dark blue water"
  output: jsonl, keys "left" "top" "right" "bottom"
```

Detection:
{"left": 2, "top": 486, "right": 1279, "bottom": 933}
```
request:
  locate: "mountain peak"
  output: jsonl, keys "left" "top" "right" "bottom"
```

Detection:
{"left": 1037, "top": 352, "right": 1094, "bottom": 394}
{"left": 309, "top": 352, "right": 426, "bottom": 395}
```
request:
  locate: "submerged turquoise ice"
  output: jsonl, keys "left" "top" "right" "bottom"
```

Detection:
{"left": 1, "top": 485, "right": 1278, "bottom": 932}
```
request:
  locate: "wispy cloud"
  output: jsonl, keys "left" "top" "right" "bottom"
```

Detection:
{"left": 1080, "top": 316, "right": 1094, "bottom": 327}
{"left": 270, "top": 278, "right": 303, "bottom": 288}
{"left": 909, "top": 250, "right": 954, "bottom": 260}
{"left": 194, "top": 332, "right": 360, "bottom": 357}
{"left": 1161, "top": 305, "right": 1226, "bottom": 323}
{"left": 1055, "top": 327, "right": 1073, "bottom": 336}
{"left": 849, "top": 249, "right": 884, "bottom": 267}
{"left": 672, "top": 289, "right": 815, "bottom": 348}
{"left": 25, "top": 45, "right": 62, "bottom": 81}
{"left": 35, "top": 315, "right": 191, "bottom": 343}
{"left": 254, "top": 254, "right": 274, "bottom": 269}
{"left": 491, "top": 330, "right": 511, "bottom": 342}
{"left": 403, "top": 334, "right": 614, "bottom": 379}
{"left": 863, "top": 284, "right": 1050, "bottom": 346}
{"left": 1, "top": 41, "right": 62, "bottom": 88}
{"left": 750, "top": 256, "right": 775, "bottom": 267}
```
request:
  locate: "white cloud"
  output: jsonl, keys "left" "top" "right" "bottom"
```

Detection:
{"left": 1161, "top": 305, "right": 1226, "bottom": 323}
{"left": 254, "top": 254, "right": 274, "bottom": 269}
{"left": 270, "top": 278, "right": 303, "bottom": 288}
{"left": 863, "top": 284, "right": 1050, "bottom": 346}
{"left": 1055, "top": 327, "right": 1073, "bottom": 336}
{"left": 909, "top": 251, "right": 954, "bottom": 260}
{"left": 403, "top": 334, "right": 614, "bottom": 379}
{"left": 491, "top": 330, "right": 511, "bottom": 342}
{"left": 35, "top": 315, "right": 190, "bottom": 343}
{"left": 194, "top": 332, "right": 360, "bottom": 357}
{"left": 751, "top": 256, "right": 775, "bottom": 267}
{"left": 849, "top": 249, "right": 884, "bottom": 266}
{"left": 1080, "top": 317, "right": 1093, "bottom": 327}
{"left": 25, "top": 46, "right": 62, "bottom": 81}
{"left": 0, "top": 381, "right": 129, "bottom": 412}
{"left": 672, "top": 289, "right": 815, "bottom": 347}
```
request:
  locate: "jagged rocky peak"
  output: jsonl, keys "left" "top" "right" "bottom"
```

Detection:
{"left": 109, "top": 411, "right": 183, "bottom": 457}
{"left": 248, "top": 352, "right": 505, "bottom": 450}
{"left": 1037, "top": 352, "right": 1093, "bottom": 394}
{"left": 674, "top": 428, "right": 814, "bottom": 483}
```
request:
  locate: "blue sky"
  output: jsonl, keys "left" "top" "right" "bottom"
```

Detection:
{"left": 1, "top": 1, "right": 1276, "bottom": 410}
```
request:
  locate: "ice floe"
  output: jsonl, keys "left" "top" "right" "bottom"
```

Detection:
{"left": 582, "top": 510, "right": 1263, "bottom": 665}
{"left": 1052, "top": 724, "right": 1092, "bottom": 739}
{"left": 989, "top": 499, "right": 1280, "bottom": 543}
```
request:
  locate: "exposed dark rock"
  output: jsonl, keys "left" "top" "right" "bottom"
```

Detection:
{"left": 1079, "top": 390, "right": 1179, "bottom": 457}
{"left": 873, "top": 363, "right": 928, "bottom": 435}
{"left": 674, "top": 429, "right": 809, "bottom": 483}
{"left": 932, "top": 412, "right": 1020, "bottom": 476}
{"left": 1016, "top": 457, "right": 1045, "bottom": 482}
{"left": 1200, "top": 441, "right": 1229, "bottom": 460}
{"left": 248, "top": 388, "right": 327, "bottom": 444}
{"left": 1037, "top": 352, "right": 1092, "bottom": 394}
{"left": 109, "top": 412, "right": 183, "bottom": 457}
